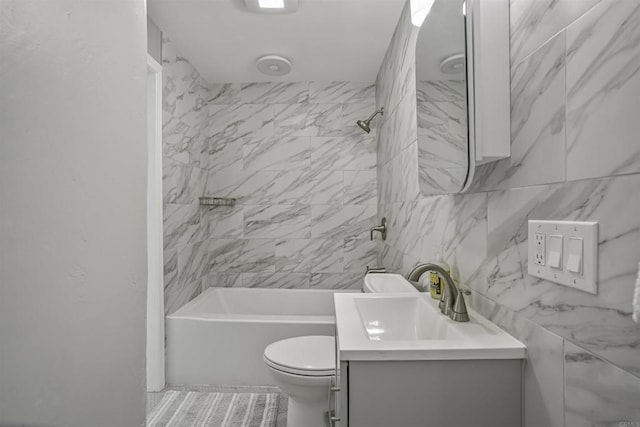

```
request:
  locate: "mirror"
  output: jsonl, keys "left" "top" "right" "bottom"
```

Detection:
{"left": 415, "top": 0, "right": 469, "bottom": 195}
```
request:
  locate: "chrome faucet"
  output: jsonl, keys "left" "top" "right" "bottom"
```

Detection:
{"left": 406, "top": 263, "right": 469, "bottom": 322}
{"left": 370, "top": 217, "right": 387, "bottom": 240}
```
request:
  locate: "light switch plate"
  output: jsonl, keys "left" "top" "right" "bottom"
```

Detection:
{"left": 527, "top": 220, "right": 598, "bottom": 295}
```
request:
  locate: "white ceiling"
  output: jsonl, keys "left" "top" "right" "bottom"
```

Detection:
{"left": 147, "top": 0, "right": 406, "bottom": 84}
{"left": 415, "top": 0, "right": 466, "bottom": 81}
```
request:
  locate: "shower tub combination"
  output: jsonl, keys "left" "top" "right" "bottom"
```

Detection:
{"left": 166, "top": 287, "right": 354, "bottom": 386}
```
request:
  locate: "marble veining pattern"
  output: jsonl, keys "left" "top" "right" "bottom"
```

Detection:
{"left": 477, "top": 32, "right": 567, "bottom": 191}
{"left": 416, "top": 80, "right": 468, "bottom": 195}
{"left": 564, "top": 341, "right": 640, "bottom": 426}
{"left": 510, "top": 0, "right": 601, "bottom": 66}
{"left": 376, "top": 0, "right": 640, "bottom": 422}
{"left": 162, "top": 38, "right": 377, "bottom": 313}
{"left": 565, "top": 0, "right": 640, "bottom": 180}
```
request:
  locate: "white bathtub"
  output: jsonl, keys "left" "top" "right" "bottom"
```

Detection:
{"left": 166, "top": 287, "right": 355, "bottom": 386}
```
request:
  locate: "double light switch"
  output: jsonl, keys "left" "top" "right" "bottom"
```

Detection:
{"left": 527, "top": 220, "right": 598, "bottom": 295}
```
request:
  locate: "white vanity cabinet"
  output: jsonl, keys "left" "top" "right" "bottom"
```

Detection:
{"left": 333, "top": 358, "right": 522, "bottom": 427}
{"left": 332, "top": 292, "right": 526, "bottom": 427}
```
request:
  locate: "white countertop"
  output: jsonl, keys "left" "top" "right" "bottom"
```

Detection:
{"left": 334, "top": 292, "right": 526, "bottom": 361}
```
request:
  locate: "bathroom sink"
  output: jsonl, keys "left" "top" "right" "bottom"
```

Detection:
{"left": 363, "top": 273, "right": 418, "bottom": 293}
{"left": 334, "top": 293, "right": 525, "bottom": 361}
{"left": 355, "top": 296, "right": 462, "bottom": 341}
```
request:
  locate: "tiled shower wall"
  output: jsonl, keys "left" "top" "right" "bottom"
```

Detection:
{"left": 377, "top": 0, "right": 640, "bottom": 425}
{"left": 162, "top": 38, "right": 378, "bottom": 314}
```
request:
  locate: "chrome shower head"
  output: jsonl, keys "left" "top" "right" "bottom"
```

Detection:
{"left": 357, "top": 119, "right": 371, "bottom": 133}
{"left": 356, "top": 107, "right": 384, "bottom": 134}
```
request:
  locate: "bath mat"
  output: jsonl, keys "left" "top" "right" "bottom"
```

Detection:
{"left": 147, "top": 390, "right": 281, "bottom": 427}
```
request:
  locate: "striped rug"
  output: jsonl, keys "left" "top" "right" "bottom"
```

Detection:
{"left": 147, "top": 391, "right": 281, "bottom": 427}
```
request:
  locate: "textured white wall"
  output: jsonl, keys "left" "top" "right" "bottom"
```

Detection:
{"left": 0, "top": 1, "right": 148, "bottom": 425}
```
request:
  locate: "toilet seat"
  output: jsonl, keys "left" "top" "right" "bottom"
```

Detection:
{"left": 263, "top": 336, "right": 335, "bottom": 377}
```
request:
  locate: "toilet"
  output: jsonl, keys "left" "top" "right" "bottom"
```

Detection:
{"left": 263, "top": 335, "right": 335, "bottom": 427}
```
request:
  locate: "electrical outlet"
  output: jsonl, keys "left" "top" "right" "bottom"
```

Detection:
{"left": 527, "top": 220, "right": 598, "bottom": 295}
{"left": 534, "top": 233, "right": 545, "bottom": 266}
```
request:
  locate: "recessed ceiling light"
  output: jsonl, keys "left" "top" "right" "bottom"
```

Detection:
{"left": 258, "top": 0, "right": 284, "bottom": 8}
{"left": 256, "top": 55, "right": 292, "bottom": 76}
{"left": 244, "top": 0, "right": 298, "bottom": 14}
{"left": 440, "top": 54, "right": 465, "bottom": 75}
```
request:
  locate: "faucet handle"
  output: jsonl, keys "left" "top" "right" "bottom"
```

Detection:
{"left": 450, "top": 290, "right": 470, "bottom": 322}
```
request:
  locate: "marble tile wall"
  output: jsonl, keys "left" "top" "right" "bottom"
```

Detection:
{"left": 416, "top": 80, "right": 468, "bottom": 194}
{"left": 376, "top": 0, "right": 640, "bottom": 425}
{"left": 162, "top": 39, "right": 378, "bottom": 314}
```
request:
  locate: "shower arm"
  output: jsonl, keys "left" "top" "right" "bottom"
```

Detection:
{"left": 366, "top": 108, "right": 384, "bottom": 122}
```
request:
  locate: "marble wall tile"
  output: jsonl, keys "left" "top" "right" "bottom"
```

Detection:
{"left": 416, "top": 100, "right": 448, "bottom": 131}
{"left": 309, "top": 272, "right": 362, "bottom": 289}
{"left": 565, "top": 341, "right": 640, "bottom": 426}
{"left": 162, "top": 112, "right": 208, "bottom": 167}
{"left": 375, "top": 1, "right": 418, "bottom": 116}
{"left": 311, "top": 204, "right": 377, "bottom": 240}
{"left": 208, "top": 83, "right": 241, "bottom": 105}
{"left": 478, "top": 32, "right": 567, "bottom": 191}
{"left": 163, "top": 158, "right": 207, "bottom": 205}
{"left": 176, "top": 240, "right": 213, "bottom": 288}
{"left": 163, "top": 203, "right": 205, "bottom": 252}
{"left": 566, "top": 0, "right": 640, "bottom": 181}
{"left": 273, "top": 103, "right": 343, "bottom": 137}
{"left": 274, "top": 239, "right": 314, "bottom": 273}
{"left": 510, "top": 0, "right": 601, "bottom": 65}
{"left": 485, "top": 175, "right": 640, "bottom": 375}
{"left": 201, "top": 272, "right": 242, "bottom": 289}
{"left": 163, "top": 248, "right": 178, "bottom": 314}
{"left": 377, "top": 160, "right": 393, "bottom": 207}
{"left": 240, "top": 82, "right": 309, "bottom": 104}
{"left": 274, "top": 169, "right": 343, "bottom": 205}
{"left": 275, "top": 238, "right": 344, "bottom": 273}
{"left": 441, "top": 193, "right": 488, "bottom": 287}
{"left": 200, "top": 205, "right": 244, "bottom": 239}
{"left": 162, "top": 39, "right": 210, "bottom": 168}
{"left": 242, "top": 272, "right": 310, "bottom": 289}
{"left": 209, "top": 238, "right": 275, "bottom": 273}
{"left": 203, "top": 136, "right": 243, "bottom": 176}
{"left": 204, "top": 170, "right": 276, "bottom": 206}
{"left": 165, "top": 275, "right": 202, "bottom": 316}
{"left": 208, "top": 103, "right": 273, "bottom": 142}
{"left": 344, "top": 239, "right": 377, "bottom": 272}
{"left": 310, "top": 136, "right": 376, "bottom": 171}
{"left": 389, "top": 142, "right": 420, "bottom": 203}
{"left": 309, "top": 82, "right": 375, "bottom": 104}
{"left": 417, "top": 131, "right": 466, "bottom": 169}
{"left": 344, "top": 171, "right": 377, "bottom": 205}
{"left": 243, "top": 136, "right": 310, "bottom": 171}
{"left": 378, "top": 91, "right": 418, "bottom": 167}
{"left": 243, "top": 205, "right": 311, "bottom": 239}
{"left": 415, "top": 81, "right": 468, "bottom": 195}
{"left": 415, "top": 80, "right": 466, "bottom": 103}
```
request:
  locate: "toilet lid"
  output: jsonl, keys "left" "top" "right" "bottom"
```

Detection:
{"left": 264, "top": 336, "right": 335, "bottom": 376}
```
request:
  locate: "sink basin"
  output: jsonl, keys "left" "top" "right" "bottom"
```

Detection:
{"left": 363, "top": 273, "right": 418, "bottom": 293}
{"left": 334, "top": 293, "right": 526, "bottom": 361}
{"left": 355, "top": 296, "right": 463, "bottom": 341}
